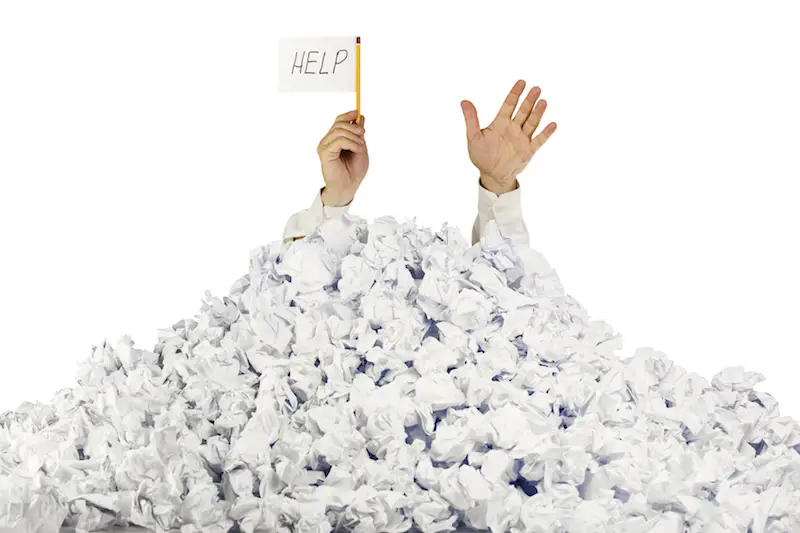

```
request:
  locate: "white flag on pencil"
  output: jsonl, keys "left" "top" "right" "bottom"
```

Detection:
{"left": 278, "top": 36, "right": 358, "bottom": 93}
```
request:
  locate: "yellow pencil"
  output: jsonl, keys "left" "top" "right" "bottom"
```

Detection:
{"left": 356, "top": 36, "right": 361, "bottom": 123}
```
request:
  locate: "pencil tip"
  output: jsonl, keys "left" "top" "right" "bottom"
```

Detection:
{"left": 356, "top": 36, "right": 361, "bottom": 44}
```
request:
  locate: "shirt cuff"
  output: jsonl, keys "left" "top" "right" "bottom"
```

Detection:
{"left": 477, "top": 178, "right": 523, "bottom": 227}
{"left": 318, "top": 187, "right": 352, "bottom": 218}
{"left": 282, "top": 188, "right": 353, "bottom": 242}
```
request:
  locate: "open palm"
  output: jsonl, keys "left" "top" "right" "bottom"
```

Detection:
{"left": 461, "top": 80, "right": 557, "bottom": 195}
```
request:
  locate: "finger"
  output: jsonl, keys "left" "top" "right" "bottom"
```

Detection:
{"left": 461, "top": 100, "right": 482, "bottom": 141}
{"left": 334, "top": 110, "right": 359, "bottom": 124}
{"left": 530, "top": 122, "right": 557, "bottom": 154}
{"left": 512, "top": 86, "right": 542, "bottom": 127}
{"left": 494, "top": 79, "right": 525, "bottom": 122}
{"left": 522, "top": 99, "right": 548, "bottom": 138}
{"left": 322, "top": 126, "right": 365, "bottom": 146}
{"left": 320, "top": 136, "right": 365, "bottom": 156}
{"left": 329, "top": 122, "right": 365, "bottom": 137}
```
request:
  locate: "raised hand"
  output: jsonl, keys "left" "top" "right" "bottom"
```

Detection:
{"left": 317, "top": 110, "right": 369, "bottom": 207}
{"left": 461, "top": 80, "right": 557, "bottom": 195}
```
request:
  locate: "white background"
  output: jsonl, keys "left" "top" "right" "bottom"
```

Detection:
{"left": 1, "top": 1, "right": 798, "bottom": 420}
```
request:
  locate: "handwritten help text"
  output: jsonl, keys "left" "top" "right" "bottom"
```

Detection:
{"left": 291, "top": 49, "right": 349, "bottom": 75}
{"left": 278, "top": 37, "right": 357, "bottom": 93}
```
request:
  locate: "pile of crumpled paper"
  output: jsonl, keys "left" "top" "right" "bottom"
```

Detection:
{"left": 2, "top": 215, "right": 799, "bottom": 533}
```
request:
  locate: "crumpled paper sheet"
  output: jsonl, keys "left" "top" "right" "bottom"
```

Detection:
{"left": 1, "top": 215, "right": 799, "bottom": 533}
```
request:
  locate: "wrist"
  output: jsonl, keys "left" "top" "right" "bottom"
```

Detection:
{"left": 479, "top": 173, "right": 518, "bottom": 195}
{"left": 320, "top": 186, "right": 354, "bottom": 207}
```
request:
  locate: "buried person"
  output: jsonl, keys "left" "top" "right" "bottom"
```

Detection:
{"left": 282, "top": 79, "right": 558, "bottom": 248}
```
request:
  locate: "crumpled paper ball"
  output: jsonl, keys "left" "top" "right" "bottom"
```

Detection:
{"left": 1, "top": 215, "right": 799, "bottom": 533}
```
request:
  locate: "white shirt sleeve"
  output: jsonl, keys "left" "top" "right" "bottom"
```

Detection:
{"left": 282, "top": 187, "right": 352, "bottom": 243}
{"left": 471, "top": 178, "right": 530, "bottom": 247}
{"left": 283, "top": 181, "right": 528, "bottom": 246}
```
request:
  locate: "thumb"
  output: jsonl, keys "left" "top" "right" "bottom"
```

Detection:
{"left": 461, "top": 100, "right": 481, "bottom": 141}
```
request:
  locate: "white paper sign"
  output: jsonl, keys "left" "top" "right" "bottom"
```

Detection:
{"left": 278, "top": 36, "right": 357, "bottom": 93}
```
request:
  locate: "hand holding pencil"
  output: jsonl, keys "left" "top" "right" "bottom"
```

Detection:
{"left": 317, "top": 110, "right": 369, "bottom": 208}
